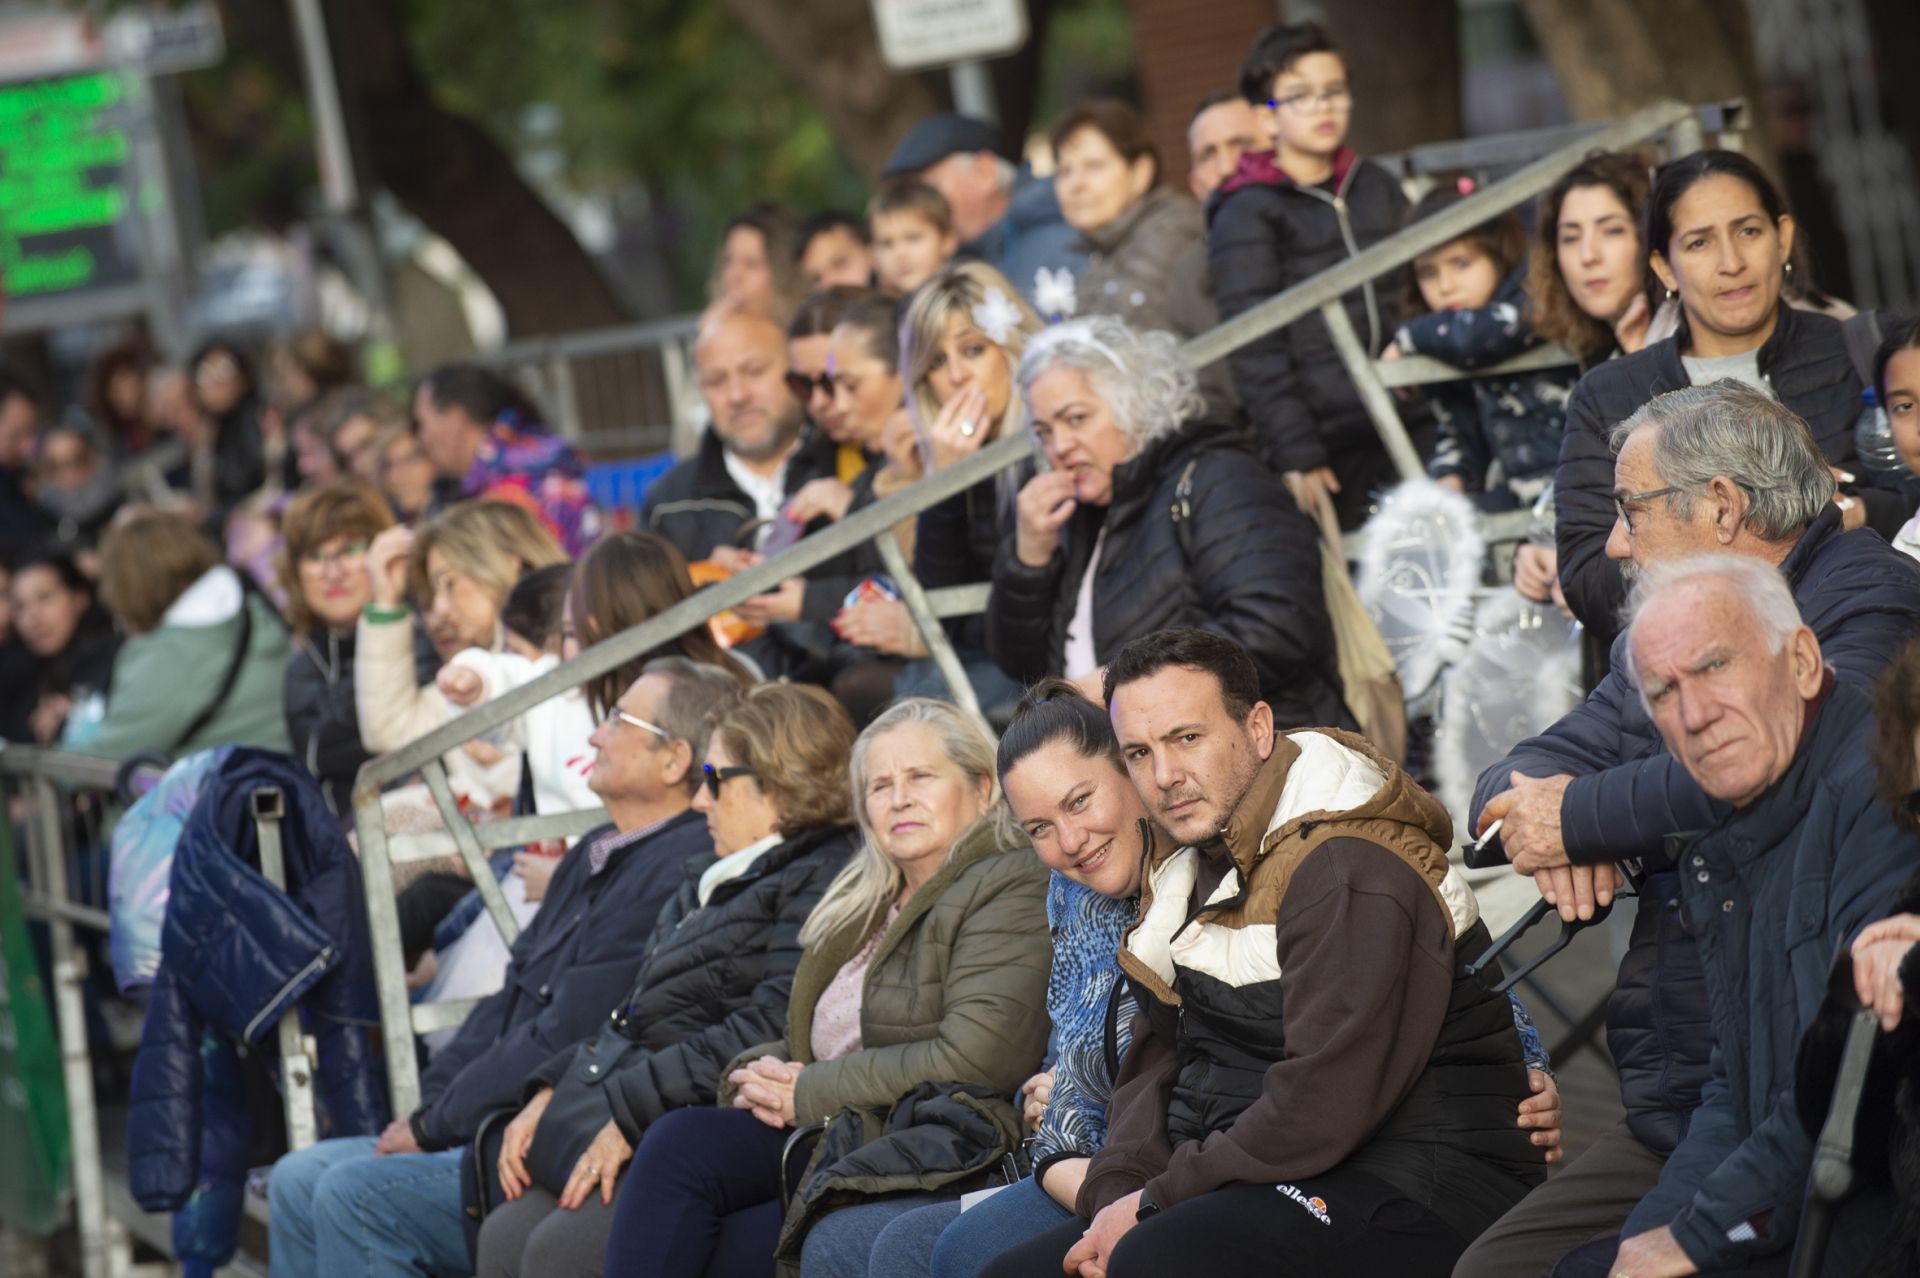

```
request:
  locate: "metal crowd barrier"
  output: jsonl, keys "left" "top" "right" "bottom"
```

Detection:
{"left": 4, "top": 745, "right": 313, "bottom": 1278}
{"left": 351, "top": 96, "right": 1727, "bottom": 1116}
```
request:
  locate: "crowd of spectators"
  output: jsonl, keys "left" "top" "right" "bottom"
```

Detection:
{"left": 10, "top": 14, "right": 1920, "bottom": 1278}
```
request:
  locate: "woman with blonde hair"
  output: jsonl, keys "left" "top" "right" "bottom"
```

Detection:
{"left": 602, "top": 697, "right": 1050, "bottom": 1278}
{"left": 355, "top": 498, "right": 567, "bottom": 808}
{"left": 837, "top": 261, "right": 1041, "bottom": 714}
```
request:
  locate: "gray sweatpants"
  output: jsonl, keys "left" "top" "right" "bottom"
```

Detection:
{"left": 476, "top": 1184, "right": 619, "bottom": 1278}
{"left": 1452, "top": 1120, "right": 1668, "bottom": 1278}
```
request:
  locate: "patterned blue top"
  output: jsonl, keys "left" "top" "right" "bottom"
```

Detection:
{"left": 1032, "top": 872, "right": 1139, "bottom": 1166}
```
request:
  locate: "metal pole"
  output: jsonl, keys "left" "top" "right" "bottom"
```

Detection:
{"left": 352, "top": 781, "right": 423, "bottom": 1116}
{"left": 288, "top": 0, "right": 357, "bottom": 210}
{"left": 948, "top": 60, "right": 997, "bottom": 123}
{"left": 287, "top": 0, "right": 399, "bottom": 373}
{"left": 29, "top": 777, "right": 109, "bottom": 1278}
{"left": 251, "top": 788, "right": 319, "bottom": 1153}
{"left": 1320, "top": 300, "right": 1425, "bottom": 482}
{"left": 419, "top": 760, "right": 521, "bottom": 947}
{"left": 873, "top": 534, "right": 987, "bottom": 730}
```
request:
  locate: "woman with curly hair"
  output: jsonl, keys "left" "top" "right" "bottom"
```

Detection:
{"left": 985, "top": 316, "right": 1350, "bottom": 729}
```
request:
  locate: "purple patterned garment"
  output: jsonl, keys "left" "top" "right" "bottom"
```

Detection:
{"left": 464, "top": 413, "right": 603, "bottom": 556}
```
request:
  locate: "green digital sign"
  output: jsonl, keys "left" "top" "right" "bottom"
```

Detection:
{"left": 0, "top": 70, "right": 139, "bottom": 301}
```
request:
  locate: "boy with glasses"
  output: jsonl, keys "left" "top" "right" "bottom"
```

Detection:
{"left": 1208, "top": 21, "right": 1427, "bottom": 530}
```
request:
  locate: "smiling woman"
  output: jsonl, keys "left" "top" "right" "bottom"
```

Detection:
{"left": 1552, "top": 149, "right": 1902, "bottom": 646}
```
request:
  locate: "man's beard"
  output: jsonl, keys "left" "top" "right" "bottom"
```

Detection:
{"left": 725, "top": 407, "right": 803, "bottom": 463}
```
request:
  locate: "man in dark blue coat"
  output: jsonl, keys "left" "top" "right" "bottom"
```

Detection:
{"left": 1456, "top": 383, "right": 1920, "bottom": 1277}
{"left": 1588, "top": 558, "right": 1907, "bottom": 1275}
{"left": 268, "top": 659, "right": 737, "bottom": 1278}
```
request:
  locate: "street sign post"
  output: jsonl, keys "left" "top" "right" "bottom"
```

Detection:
{"left": 871, "top": 0, "right": 1028, "bottom": 70}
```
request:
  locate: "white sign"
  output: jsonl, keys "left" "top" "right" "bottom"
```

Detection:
{"left": 872, "top": 0, "right": 1028, "bottom": 71}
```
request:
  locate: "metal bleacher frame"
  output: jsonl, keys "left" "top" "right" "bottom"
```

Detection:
{"left": 355, "top": 97, "right": 1721, "bottom": 1118}
{"left": 6, "top": 98, "right": 1739, "bottom": 1276}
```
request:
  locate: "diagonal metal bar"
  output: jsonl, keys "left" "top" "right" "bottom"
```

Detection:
{"left": 1179, "top": 99, "right": 1697, "bottom": 372}
{"left": 420, "top": 758, "right": 521, "bottom": 947}
{"left": 1322, "top": 300, "right": 1427, "bottom": 483}
{"left": 874, "top": 532, "right": 985, "bottom": 728}
{"left": 358, "top": 429, "right": 1033, "bottom": 787}
{"left": 1373, "top": 343, "right": 1577, "bottom": 390}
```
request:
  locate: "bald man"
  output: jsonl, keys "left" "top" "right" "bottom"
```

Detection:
{"left": 641, "top": 309, "right": 837, "bottom": 566}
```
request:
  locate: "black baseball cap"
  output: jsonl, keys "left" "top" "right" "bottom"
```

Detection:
{"left": 881, "top": 114, "right": 1004, "bottom": 177}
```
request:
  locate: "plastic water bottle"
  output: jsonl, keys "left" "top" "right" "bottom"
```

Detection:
{"left": 1854, "top": 387, "right": 1903, "bottom": 485}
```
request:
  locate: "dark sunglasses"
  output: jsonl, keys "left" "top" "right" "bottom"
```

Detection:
{"left": 702, "top": 763, "right": 756, "bottom": 799}
{"left": 784, "top": 371, "right": 833, "bottom": 400}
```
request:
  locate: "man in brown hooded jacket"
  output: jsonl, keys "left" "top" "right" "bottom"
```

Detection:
{"left": 982, "top": 628, "right": 1544, "bottom": 1278}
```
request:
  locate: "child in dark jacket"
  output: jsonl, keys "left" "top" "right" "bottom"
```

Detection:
{"left": 1207, "top": 21, "right": 1425, "bottom": 531}
{"left": 1390, "top": 181, "right": 1576, "bottom": 512}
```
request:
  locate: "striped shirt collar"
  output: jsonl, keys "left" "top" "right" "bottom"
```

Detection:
{"left": 589, "top": 812, "right": 680, "bottom": 876}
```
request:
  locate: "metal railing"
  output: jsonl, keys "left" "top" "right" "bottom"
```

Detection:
{"left": 351, "top": 96, "right": 1723, "bottom": 1116}
{"left": 4, "top": 744, "right": 314, "bottom": 1278}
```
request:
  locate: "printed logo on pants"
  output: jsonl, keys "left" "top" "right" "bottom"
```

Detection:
{"left": 1275, "top": 1182, "right": 1331, "bottom": 1225}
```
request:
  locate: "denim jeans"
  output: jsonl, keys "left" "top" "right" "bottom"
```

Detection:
{"left": 928, "top": 1177, "right": 1074, "bottom": 1278}
{"left": 797, "top": 1193, "right": 956, "bottom": 1278}
{"left": 268, "top": 1135, "right": 470, "bottom": 1278}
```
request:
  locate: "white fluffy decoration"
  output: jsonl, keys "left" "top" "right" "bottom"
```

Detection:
{"left": 1432, "top": 589, "right": 1583, "bottom": 840}
{"left": 1355, "top": 479, "right": 1487, "bottom": 699}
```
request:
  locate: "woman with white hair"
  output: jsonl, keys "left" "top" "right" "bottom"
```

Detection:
{"left": 985, "top": 316, "right": 1350, "bottom": 729}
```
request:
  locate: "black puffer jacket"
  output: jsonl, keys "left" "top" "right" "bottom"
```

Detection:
{"left": 914, "top": 459, "right": 1033, "bottom": 652}
{"left": 1207, "top": 148, "right": 1420, "bottom": 528}
{"left": 1555, "top": 304, "right": 1901, "bottom": 642}
{"left": 986, "top": 420, "right": 1350, "bottom": 730}
{"left": 520, "top": 824, "right": 857, "bottom": 1193}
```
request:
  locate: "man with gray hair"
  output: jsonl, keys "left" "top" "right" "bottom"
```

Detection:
{"left": 1578, "top": 556, "right": 1907, "bottom": 1276}
{"left": 268, "top": 659, "right": 738, "bottom": 1278}
{"left": 1455, "top": 383, "right": 1920, "bottom": 1277}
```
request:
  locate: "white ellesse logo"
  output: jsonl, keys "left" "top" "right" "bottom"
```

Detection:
{"left": 1275, "top": 1183, "right": 1331, "bottom": 1225}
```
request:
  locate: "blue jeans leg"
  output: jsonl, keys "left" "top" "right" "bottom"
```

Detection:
{"left": 268, "top": 1135, "right": 380, "bottom": 1278}
{"left": 865, "top": 1199, "right": 960, "bottom": 1278}
{"left": 310, "top": 1147, "right": 470, "bottom": 1278}
{"left": 930, "top": 1178, "right": 1074, "bottom": 1278}
{"left": 798, "top": 1194, "right": 956, "bottom": 1278}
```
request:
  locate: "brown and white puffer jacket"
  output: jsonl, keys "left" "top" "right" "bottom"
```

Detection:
{"left": 1086, "top": 729, "right": 1545, "bottom": 1238}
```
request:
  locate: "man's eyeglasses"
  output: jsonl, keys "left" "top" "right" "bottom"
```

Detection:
{"left": 1613, "top": 480, "right": 1754, "bottom": 531}
{"left": 1269, "top": 85, "right": 1351, "bottom": 115}
{"left": 603, "top": 709, "right": 670, "bottom": 741}
{"left": 299, "top": 540, "right": 370, "bottom": 568}
{"left": 784, "top": 371, "right": 833, "bottom": 401}
{"left": 702, "top": 763, "right": 755, "bottom": 798}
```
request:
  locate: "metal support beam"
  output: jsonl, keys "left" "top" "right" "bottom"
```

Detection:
{"left": 350, "top": 787, "right": 421, "bottom": 1115}
{"left": 29, "top": 776, "right": 109, "bottom": 1278}
{"left": 1321, "top": 301, "right": 1425, "bottom": 483}
{"left": 252, "top": 787, "right": 319, "bottom": 1153}
{"left": 873, "top": 534, "right": 985, "bottom": 730}
{"left": 419, "top": 760, "right": 521, "bottom": 947}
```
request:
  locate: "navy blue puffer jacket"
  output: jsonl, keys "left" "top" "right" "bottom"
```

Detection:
{"left": 127, "top": 749, "right": 387, "bottom": 1266}
{"left": 1472, "top": 505, "right": 1920, "bottom": 1152}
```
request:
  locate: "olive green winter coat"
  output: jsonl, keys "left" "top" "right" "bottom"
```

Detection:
{"left": 724, "top": 818, "right": 1051, "bottom": 1127}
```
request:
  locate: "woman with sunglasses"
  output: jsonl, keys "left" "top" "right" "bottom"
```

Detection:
{"left": 278, "top": 481, "right": 401, "bottom": 817}
{"left": 600, "top": 697, "right": 1050, "bottom": 1278}
{"left": 474, "top": 682, "right": 862, "bottom": 1278}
